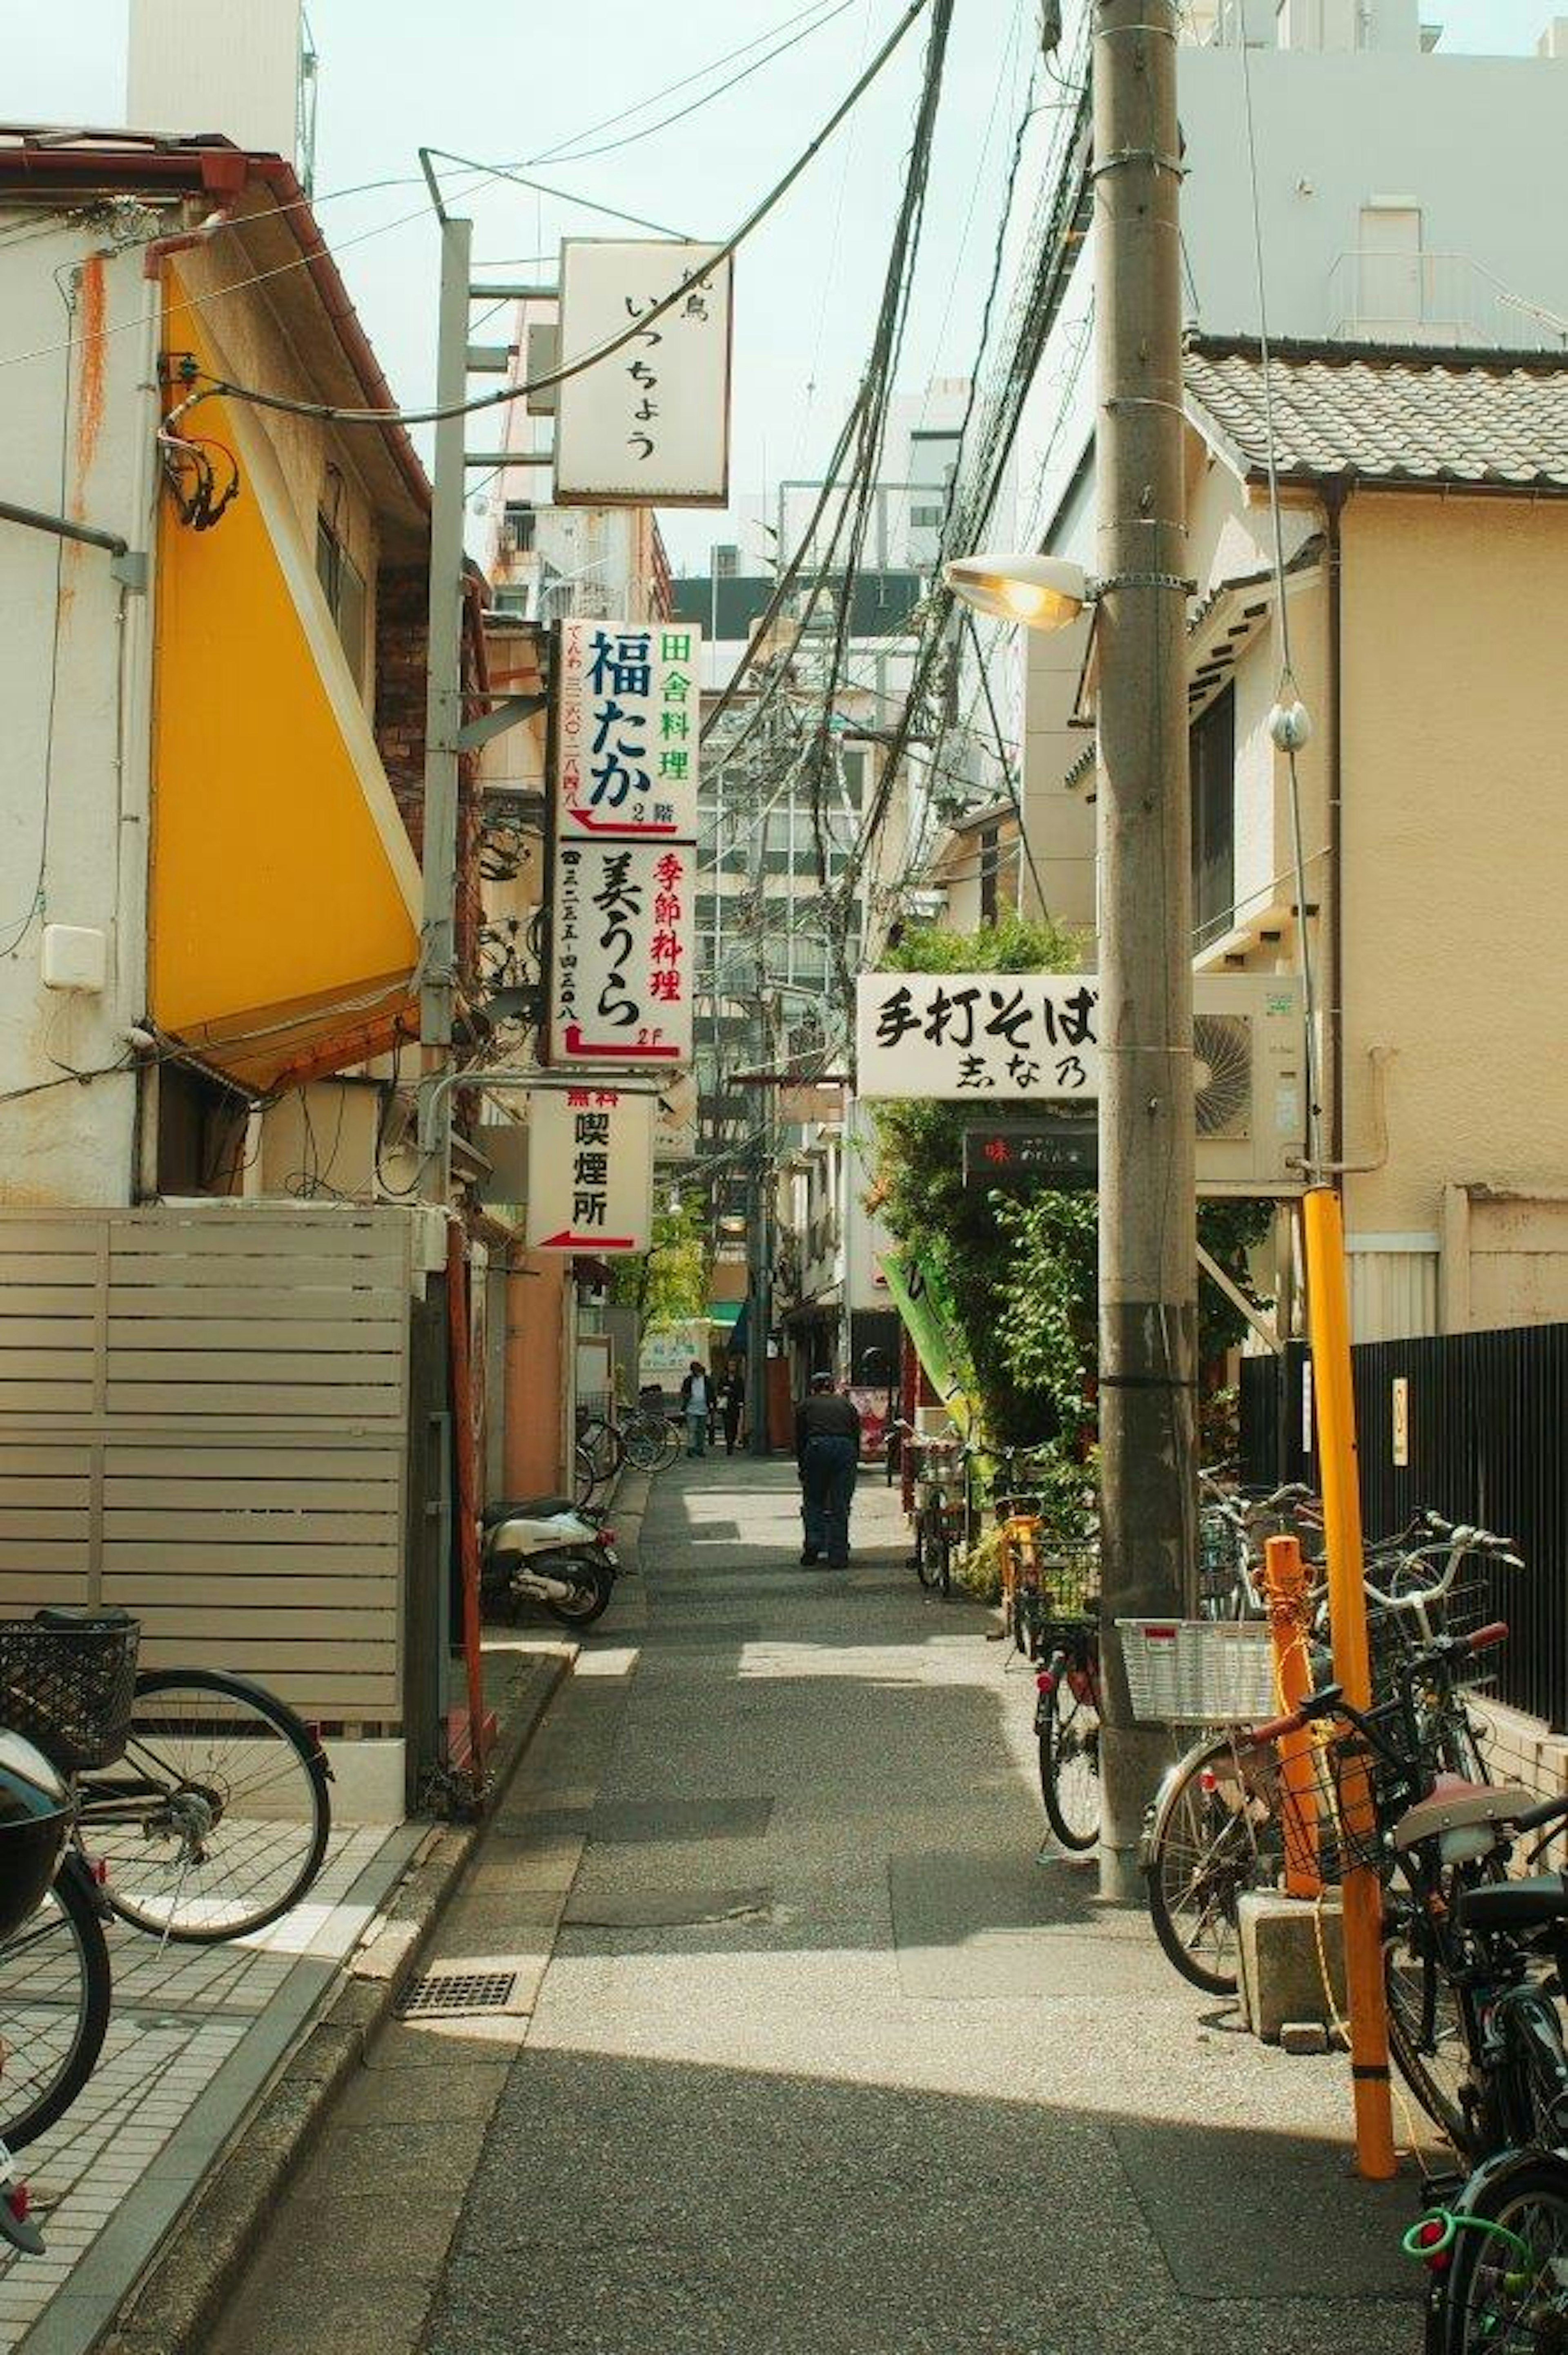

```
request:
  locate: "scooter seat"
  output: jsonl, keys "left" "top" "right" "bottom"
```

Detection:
{"left": 481, "top": 1496, "right": 577, "bottom": 1528}
{"left": 1458, "top": 1873, "right": 1568, "bottom": 1934}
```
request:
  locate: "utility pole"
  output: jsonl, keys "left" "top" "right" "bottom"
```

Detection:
{"left": 1092, "top": 0, "right": 1196, "bottom": 1900}
{"left": 418, "top": 198, "right": 472, "bottom": 1207}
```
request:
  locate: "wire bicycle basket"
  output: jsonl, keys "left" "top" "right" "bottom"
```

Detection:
{"left": 0, "top": 1610, "right": 140, "bottom": 1773}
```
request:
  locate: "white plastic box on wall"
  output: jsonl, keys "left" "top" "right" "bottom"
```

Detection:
{"left": 40, "top": 925, "right": 107, "bottom": 992}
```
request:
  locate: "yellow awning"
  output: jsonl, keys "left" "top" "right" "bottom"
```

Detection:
{"left": 150, "top": 269, "right": 421, "bottom": 1093}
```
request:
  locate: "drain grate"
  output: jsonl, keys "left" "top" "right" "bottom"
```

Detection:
{"left": 396, "top": 1966, "right": 519, "bottom": 2020}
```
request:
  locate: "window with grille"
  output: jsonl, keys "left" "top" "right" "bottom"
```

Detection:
{"left": 1189, "top": 686, "right": 1236, "bottom": 949}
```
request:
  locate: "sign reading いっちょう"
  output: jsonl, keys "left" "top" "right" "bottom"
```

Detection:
{"left": 553, "top": 239, "right": 732, "bottom": 507}
{"left": 545, "top": 837, "right": 694, "bottom": 1068}
{"left": 855, "top": 972, "right": 1102, "bottom": 1101}
{"left": 525, "top": 1088, "right": 654, "bottom": 1254}
{"left": 555, "top": 618, "right": 701, "bottom": 844}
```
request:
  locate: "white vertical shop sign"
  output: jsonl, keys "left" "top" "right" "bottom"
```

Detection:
{"left": 546, "top": 836, "right": 696, "bottom": 1069}
{"left": 525, "top": 1087, "right": 654, "bottom": 1253}
{"left": 555, "top": 616, "right": 701, "bottom": 843}
{"left": 553, "top": 239, "right": 732, "bottom": 506}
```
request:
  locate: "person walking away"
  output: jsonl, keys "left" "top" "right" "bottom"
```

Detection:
{"left": 679, "top": 1360, "right": 712, "bottom": 1458}
{"left": 795, "top": 1372, "right": 862, "bottom": 1567}
{"left": 721, "top": 1367, "right": 745, "bottom": 1456}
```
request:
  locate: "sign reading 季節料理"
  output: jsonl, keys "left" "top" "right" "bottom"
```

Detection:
{"left": 546, "top": 836, "right": 695, "bottom": 1070}
{"left": 855, "top": 972, "right": 1102, "bottom": 1101}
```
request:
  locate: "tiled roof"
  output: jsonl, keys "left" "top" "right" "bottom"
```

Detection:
{"left": 1184, "top": 339, "right": 1568, "bottom": 491}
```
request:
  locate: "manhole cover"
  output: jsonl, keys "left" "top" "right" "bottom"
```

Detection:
{"left": 397, "top": 1967, "right": 520, "bottom": 2020}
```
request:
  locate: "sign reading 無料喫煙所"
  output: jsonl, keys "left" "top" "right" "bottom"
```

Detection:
{"left": 553, "top": 239, "right": 732, "bottom": 507}
{"left": 545, "top": 618, "right": 699, "bottom": 1070}
{"left": 855, "top": 972, "right": 1101, "bottom": 1101}
{"left": 525, "top": 1086, "right": 654, "bottom": 1254}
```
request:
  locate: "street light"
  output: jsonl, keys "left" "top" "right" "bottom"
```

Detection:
{"left": 942, "top": 553, "right": 1089, "bottom": 633}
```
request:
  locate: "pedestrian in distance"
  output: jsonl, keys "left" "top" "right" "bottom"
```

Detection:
{"left": 679, "top": 1360, "right": 712, "bottom": 1458}
{"left": 795, "top": 1371, "right": 862, "bottom": 1567}
{"left": 720, "top": 1366, "right": 745, "bottom": 1457}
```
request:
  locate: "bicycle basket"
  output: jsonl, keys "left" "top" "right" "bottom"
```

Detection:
{"left": 0, "top": 1609, "right": 140, "bottom": 1772}
{"left": 1117, "top": 1619, "right": 1277, "bottom": 1724}
{"left": 1038, "top": 1543, "right": 1098, "bottom": 1624}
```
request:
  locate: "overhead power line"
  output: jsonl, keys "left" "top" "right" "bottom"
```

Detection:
{"left": 163, "top": 0, "right": 934, "bottom": 435}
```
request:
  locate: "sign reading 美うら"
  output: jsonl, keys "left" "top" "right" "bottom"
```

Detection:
{"left": 555, "top": 617, "right": 701, "bottom": 844}
{"left": 545, "top": 617, "right": 698, "bottom": 1070}
{"left": 545, "top": 836, "right": 695, "bottom": 1068}
{"left": 553, "top": 239, "right": 732, "bottom": 507}
{"left": 525, "top": 1087, "right": 654, "bottom": 1253}
{"left": 855, "top": 973, "right": 1102, "bottom": 1101}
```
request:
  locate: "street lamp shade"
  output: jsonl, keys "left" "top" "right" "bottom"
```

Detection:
{"left": 943, "top": 551, "right": 1088, "bottom": 631}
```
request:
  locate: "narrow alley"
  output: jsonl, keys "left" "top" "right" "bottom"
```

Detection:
{"left": 208, "top": 1461, "right": 1416, "bottom": 2355}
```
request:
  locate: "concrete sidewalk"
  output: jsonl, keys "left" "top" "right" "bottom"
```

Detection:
{"left": 402, "top": 1456, "right": 1421, "bottom": 2355}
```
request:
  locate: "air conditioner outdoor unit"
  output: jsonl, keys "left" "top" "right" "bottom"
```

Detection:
{"left": 1191, "top": 973, "right": 1306, "bottom": 1198}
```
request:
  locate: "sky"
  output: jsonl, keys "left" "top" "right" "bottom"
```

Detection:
{"left": 3, "top": 0, "right": 1550, "bottom": 569}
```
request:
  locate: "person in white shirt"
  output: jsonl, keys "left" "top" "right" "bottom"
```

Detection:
{"left": 679, "top": 1361, "right": 711, "bottom": 1458}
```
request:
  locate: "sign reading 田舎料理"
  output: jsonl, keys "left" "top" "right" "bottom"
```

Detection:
{"left": 546, "top": 618, "right": 699, "bottom": 1071}
{"left": 855, "top": 973, "right": 1102, "bottom": 1101}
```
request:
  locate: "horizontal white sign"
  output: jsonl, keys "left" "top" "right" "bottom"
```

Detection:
{"left": 856, "top": 973, "right": 1101, "bottom": 1100}
{"left": 526, "top": 1087, "right": 653, "bottom": 1253}
{"left": 554, "top": 239, "right": 732, "bottom": 507}
{"left": 546, "top": 838, "right": 695, "bottom": 1070}
{"left": 555, "top": 616, "right": 700, "bottom": 845}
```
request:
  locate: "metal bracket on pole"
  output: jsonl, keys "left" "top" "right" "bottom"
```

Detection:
{"left": 456, "top": 691, "right": 546, "bottom": 754}
{"left": 1196, "top": 1242, "right": 1281, "bottom": 1355}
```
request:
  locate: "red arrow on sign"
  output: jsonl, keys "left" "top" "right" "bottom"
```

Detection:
{"left": 538, "top": 1231, "right": 637, "bottom": 1250}
{"left": 563, "top": 1024, "right": 679, "bottom": 1060}
{"left": 563, "top": 806, "right": 678, "bottom": 835}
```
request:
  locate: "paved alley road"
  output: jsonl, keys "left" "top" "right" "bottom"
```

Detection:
{"left": 420, "top": 1457, "right": 1418, "bottom": 2355}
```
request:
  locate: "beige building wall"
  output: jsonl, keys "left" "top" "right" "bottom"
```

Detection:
{"left": 1338, "top": 493, "right": 1568, "bottom": 1289}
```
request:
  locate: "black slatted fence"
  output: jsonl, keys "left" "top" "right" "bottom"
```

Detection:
{"left": 1240, "top": 1324, "right": 1568, "bottom": 1732}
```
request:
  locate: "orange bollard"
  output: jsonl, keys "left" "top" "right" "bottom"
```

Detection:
{"left": 1263, "top": 1534, "right": 1321, "bottom": 1900}
{"left": 1302, "top": 1185, "right": 1396, "bottom": 2182}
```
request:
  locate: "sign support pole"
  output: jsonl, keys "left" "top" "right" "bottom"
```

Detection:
{"left": 1092, "top": 0, "right": 1199, "bottom": 1901}
{"left": 418, "top": 207, "right": 472, "bottom": 1209}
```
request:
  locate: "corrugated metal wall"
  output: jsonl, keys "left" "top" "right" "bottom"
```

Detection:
{"left": 1241, "top": 1323, "right": 1568, "bottom": 1730}
{"left": 0, "top": 1205, "right": 413, "bottom": 1727}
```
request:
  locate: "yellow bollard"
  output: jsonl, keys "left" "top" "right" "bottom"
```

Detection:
{"left": 1263, "top": 1533, "right": 1321, "bottom": 1900}
{"left": 1301, "top": 1185, "right": 1396, "bottom": 2181}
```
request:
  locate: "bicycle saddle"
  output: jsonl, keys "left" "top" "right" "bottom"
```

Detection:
{"left": 32, "top": 1605, "right": 136, "bottom": 1632}
{"left": 1392, "top": 1778, "right": 1542, "bottom": 1853}
{"left": 1458, "top": 1873, "right": 1568, "bottom": 1933}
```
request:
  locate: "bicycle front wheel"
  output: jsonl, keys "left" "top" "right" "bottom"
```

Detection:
{"left": 1039, "top": 1670, "right": 1101, "bottom": 1852}
{"left": 90, "top": 1670, "right": 330, "bottom": 1944}
{"left": 1145, "top": 1733, "right": 1283, "bottom": 1994}
{"left": 915, "top": 1503, "right": 945, "bottom": 1592}
{"left": 0, "top": 1856, "right": 111, "bottom": 2150}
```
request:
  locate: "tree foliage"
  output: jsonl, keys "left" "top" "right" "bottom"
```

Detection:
{"left": 611, "top": 1192, "right": 708, "bottom": 1333}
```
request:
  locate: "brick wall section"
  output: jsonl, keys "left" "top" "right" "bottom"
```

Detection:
{"left": 1473, "top": 1697, "right": 1568, "bottom": 1807}
{"left": 374, "top": 562, "right": 482, "bottom": 986}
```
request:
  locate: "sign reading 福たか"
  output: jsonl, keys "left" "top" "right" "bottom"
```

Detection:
{"left": 553, "top": 239, "right": 732, "bottom": 506}
{"left": 855, "top": 973, "right": 1101, "bottom": 1101}
{"left": 525, "top": 1088, "right": 654, "bottom": 1254}
{"left": 555, "top": 618, "right": 701, "bottom": 844}
{"left": 545, "top": 617, "right": 698, "bottom": 1070}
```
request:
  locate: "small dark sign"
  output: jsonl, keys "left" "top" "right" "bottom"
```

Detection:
{"left": 962, "top": 1120, "right": 1098, "bottom": 1192}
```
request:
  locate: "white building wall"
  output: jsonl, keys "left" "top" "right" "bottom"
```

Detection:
{"left": 0, "top": 222, "right": 160, "bottom": 1209}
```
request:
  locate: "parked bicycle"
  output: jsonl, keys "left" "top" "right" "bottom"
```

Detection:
{"left": 0, "top": 1725, "right": 103, "bottom": 2179}
{"left": 1032, "top": 1546, "right": 1102, "bottom": 1851}
{"left": 1141, "top": 1517, "right": 1520, "bottom": 1999}
{"left": 908, "top": 1433, "right": 969, "bottom": 1601}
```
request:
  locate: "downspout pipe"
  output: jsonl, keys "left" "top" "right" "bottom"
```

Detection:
{"left": 1323, "top": 482, "right": 1346, "bottom": 1170}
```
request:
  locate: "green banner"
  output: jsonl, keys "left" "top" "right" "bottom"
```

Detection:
{"left": 881, "top": 1247, "right": 979, "bottom": 1436}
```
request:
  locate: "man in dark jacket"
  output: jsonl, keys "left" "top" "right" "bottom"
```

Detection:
{"left": 794, "top": 1372, "right": 862, "bottom": 1567}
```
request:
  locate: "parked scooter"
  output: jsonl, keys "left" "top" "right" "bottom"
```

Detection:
{"left": 479, "top": 1497, "right": 621, "bottom": 1628}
